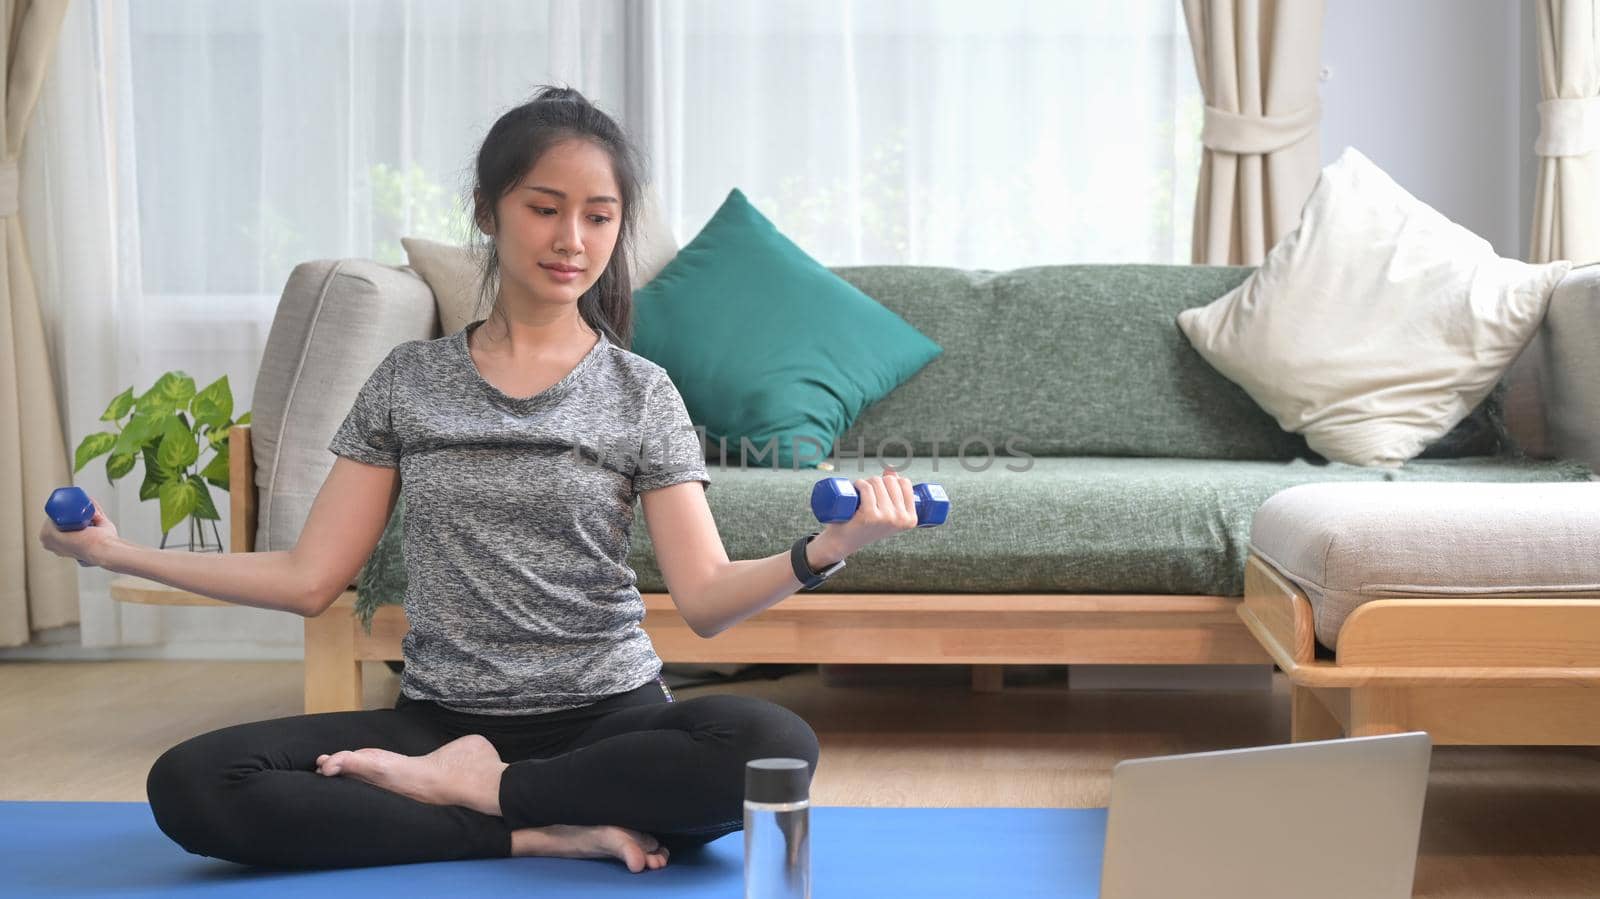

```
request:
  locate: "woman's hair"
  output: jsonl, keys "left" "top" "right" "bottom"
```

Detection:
{"left": 469, "top": 85, "right": 644, "bottom": 348}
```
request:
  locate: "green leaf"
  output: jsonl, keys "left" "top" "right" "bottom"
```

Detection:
{"left": 190, "top": 375, "right": 233, "bottom": 430}
{"left": 99, "top": 387, "right": 136, "bottom": 422}
{"left": 158, "top": 478, "right": 198, "bottom": 534}
{"left": 205, "top": 425, "right": 229, "bottom": 450}
{"left": 236, "top": 411, "right": 252, "bottom": 427}
{"left": 105, "top": 452, "right": 136, "bottom": 483}
{"left": 73, "top": 432, "right": 118, "bottom": 472}
{"left": 150, "top": 371, "right": 197, "bottom": 404}
{"left": 137, "top": 372, "right": 197, "bottom": 416}
{"left": 201, "top": 447, "right": 230, "bottom": 491}
{"left": 138, "top": 446, "right": 172, "bottom": 501}
{"left": 156, "top": 416, "right": 199, "bottom": 471}
{"left": 111, "top": 409, "right": 165, "bottom": 457}
{"left": 188, "top": 475, "right": 220, "bottom": 521}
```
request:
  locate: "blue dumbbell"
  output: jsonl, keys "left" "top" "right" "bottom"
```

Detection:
{"left": 810, "top": 477, "right": 951, "bottom": 528}
{"left": 44, "top": 486, "right": 96, "bottom": 567}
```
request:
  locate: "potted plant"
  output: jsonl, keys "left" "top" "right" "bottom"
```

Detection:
{"left": 72, "top": 371, "right": 250, "bottom": 552}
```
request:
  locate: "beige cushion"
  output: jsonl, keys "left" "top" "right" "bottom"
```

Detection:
{"left": 1542, "top": 263, "right": 1600, "bottom": 473}
{"left": 1250, "top": 481, "right": 1600, "bottom": 649}
{"left": 1178, "top": 148, "right": 1572, "bottom": 468}
{"left": 400, "top": 237, "right": 483, "bottom": 337}
{"left": 250, "top": 260, "right": 438, "bottom": 552}
{"left": 1500, "top": 339, "right": 1553, "bottom": 458}
{"left": 402, "top": 184, "right": 679, "bottom": 336}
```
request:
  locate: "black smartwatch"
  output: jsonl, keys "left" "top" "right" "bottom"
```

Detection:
{"left": 790, "top": 532, "right": 846, "bottom": 591}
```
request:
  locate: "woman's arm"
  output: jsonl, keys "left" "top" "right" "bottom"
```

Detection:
{"left": 640, "top": 467, "right": 919, "bottom": 637}
{"left": 39, "top": 457, "right": 400, "bottom": 618}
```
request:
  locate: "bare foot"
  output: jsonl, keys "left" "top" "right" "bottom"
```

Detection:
{"left": 314, "top": 734, "right": 509, "bottom": 817}
{"left": 512, "top": 824, "right": 670, "bottom": 873}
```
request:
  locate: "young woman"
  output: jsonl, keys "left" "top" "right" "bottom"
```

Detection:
{"left": 39, "top": 86, "right": 923, "bottom": 873}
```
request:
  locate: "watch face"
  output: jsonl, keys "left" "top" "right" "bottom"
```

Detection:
{"left": 812, "top": 558, "right": 845, "bottom": 583}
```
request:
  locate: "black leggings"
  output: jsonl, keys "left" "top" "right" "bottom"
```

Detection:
{"left": 145, "top": 678, "right": 820, "bottom": 869}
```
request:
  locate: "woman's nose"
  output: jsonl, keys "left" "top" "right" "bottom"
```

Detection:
{"left": 554, "top": 215, "right": 583, "bottom": 255}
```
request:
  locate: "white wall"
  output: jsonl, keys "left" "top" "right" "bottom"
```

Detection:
{"left": 1320, "top": 0, "right": 1539, "bottom": 259}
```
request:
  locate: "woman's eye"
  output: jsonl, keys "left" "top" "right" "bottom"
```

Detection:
{"left": 530, "top": 206, "right": 556, "bottom": 216}
{"left": 589, "top": 215, "right": 612, "bottom": 225}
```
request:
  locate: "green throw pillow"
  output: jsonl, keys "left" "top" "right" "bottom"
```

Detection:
{"left": 632, "top": 189, "right": 942, "bottom": 468}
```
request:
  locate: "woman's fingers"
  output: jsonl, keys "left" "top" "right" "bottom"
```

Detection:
{"left": 893, "top": 472, "right": 917, "bottom": 526}
{"left": 877, "top": 468, "right": 914, "bottom": 526}
{"left": 850, "top": 470, "right": 916, "bottom": 529}
{"left": 852, "top": 478, "right": 878, "bottom": 519}
{"left": 871, "top": 475, "right": 896, "bottom": 521}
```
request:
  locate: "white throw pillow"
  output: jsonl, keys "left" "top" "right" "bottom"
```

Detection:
{"left": 1177, "top": 148, "right": 1572, "bottom": 467}
{"left": 402, "top": 184, "right": 679, "bottom": 336}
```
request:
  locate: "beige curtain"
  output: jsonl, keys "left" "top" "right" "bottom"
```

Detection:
{"left": 1183, "top": 0, "right": 1326, "bottom": 265}
{"left": 1530, "top": 0, "right": 1600, "bottom": 264}
{"left": 0, "top": 0, "right": 73, "bottom": 647}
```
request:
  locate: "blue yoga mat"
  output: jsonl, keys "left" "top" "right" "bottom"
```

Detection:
{"left": 2, "top": 802, "right": 1107, "bottom": 897}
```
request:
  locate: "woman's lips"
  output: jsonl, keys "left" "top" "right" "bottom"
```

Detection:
{"left": 539, "top": 263, "right": 583, "bottom": 283}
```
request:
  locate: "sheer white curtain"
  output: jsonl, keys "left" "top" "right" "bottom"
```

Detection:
{"left": 21, "top": 0, "right": 1196, "bottom": 655}
{"left": 21, "top": 0, "right": 611, "bottom": 654}
{"left": 649, "top": 1, "right": 1201, "bottom": 268}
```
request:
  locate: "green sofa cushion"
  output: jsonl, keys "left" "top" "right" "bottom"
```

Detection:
{"left": 828, "top": 264, "right": 1291, "bottom": 459}
{"left": 826, "top": 265, "right": 1509, "bottom": 462}
{"left": 632, "top": 189, "right": 943, "bottom": 469}
{"left": 357, "top": 456, "right": 1591, "bottom": 625}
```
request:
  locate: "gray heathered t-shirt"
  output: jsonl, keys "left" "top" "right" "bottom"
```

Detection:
{"left": 327, "top": 320, "right": 710, "bottom": 715}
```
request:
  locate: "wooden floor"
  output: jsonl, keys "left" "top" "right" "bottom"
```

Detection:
{"left": 3, "top": 661, "right": 1597, "bottom": 897}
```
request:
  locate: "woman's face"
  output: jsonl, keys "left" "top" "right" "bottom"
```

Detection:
{"left": 487, "top": 138, "right": 622, "bottom": 310}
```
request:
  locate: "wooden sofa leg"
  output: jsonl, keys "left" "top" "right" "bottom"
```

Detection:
{"left": 304, "top": 607, "right": 363, "bottom": 714}
{"left": 1291, "top": 685, "right": 1344, "bottom": 742}
{"left": 1348, "top": 687, "right": 1408, "bottom": 737}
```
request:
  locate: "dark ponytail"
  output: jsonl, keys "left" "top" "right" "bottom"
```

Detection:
{"left": 470, "top": 85, "right": 644, "bottom": 348}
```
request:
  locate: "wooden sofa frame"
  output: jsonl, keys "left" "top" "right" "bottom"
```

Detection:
{"left": 222, "top": 426, "right": 1273, "bottom": 712}
{"left": 1239, "top": 556, "right": 1600, "bottom": 745}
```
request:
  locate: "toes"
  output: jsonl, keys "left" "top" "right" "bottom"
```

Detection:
{"left": 597, "top": 827, "right": 653, "bottom": 874}
{"left": 317, "top": 749, "right": 382, "bottom": 778}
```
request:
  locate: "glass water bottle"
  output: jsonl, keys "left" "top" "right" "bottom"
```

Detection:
{"left": 744, "top": 758, "right": 811, "bottom": 899}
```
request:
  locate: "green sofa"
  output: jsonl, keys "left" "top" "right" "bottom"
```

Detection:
{"left": 624, "top": 265, "right": 1589, "bottom": 599}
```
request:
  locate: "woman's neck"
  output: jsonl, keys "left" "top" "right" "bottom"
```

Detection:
{"left": 474, "top": 302, "right": 598, "bottom": 361}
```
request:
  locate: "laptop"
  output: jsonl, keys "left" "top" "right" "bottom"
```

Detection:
{"left": 1099, "top": 732, "right": 1432, "bottom": 899}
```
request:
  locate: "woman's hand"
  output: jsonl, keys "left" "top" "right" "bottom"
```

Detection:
{"left": 812, "top": 467, "right": 921, "bottom": 564}
{"left": 38, "top": 498, "right": 120, "bottom": 569}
